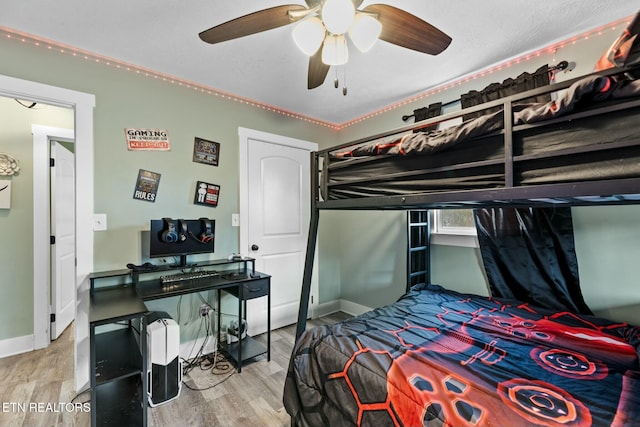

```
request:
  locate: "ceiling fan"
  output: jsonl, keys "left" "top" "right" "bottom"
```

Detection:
{"left": 199, "top": 0, "right": 451, "bottom": 90}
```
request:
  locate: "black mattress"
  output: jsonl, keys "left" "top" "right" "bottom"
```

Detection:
{"left": 323, "top": 72, "right": 640, "bottom": 204}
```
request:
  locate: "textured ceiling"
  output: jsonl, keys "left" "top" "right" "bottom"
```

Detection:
{"left": 2, "top": 1, "right": 640, "bottom": 126}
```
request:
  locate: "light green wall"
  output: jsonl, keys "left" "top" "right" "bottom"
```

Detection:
{"left": 0, "top": 36, "right": 337, "bottom": 342}
{"left": 0, "top": 98, "right": 73, "bottom": 340}
{"left": 572, "top": 206, "right": 640, "bottom": 323}
{"left": 333, "top": 211, "right": 408, "bottom": 308}
{"left": 316, "top": 211, "right": 343, "bottom": 302}
{"left": 431, "top": 244, "right": 488, "bottom": 296}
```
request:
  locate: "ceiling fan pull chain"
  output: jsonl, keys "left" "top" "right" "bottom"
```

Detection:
{"left": 334, "top": 67, "right": 339, "bottom": 88}
{"left": 343, "top": 67, "right": 348, "bottom": 96}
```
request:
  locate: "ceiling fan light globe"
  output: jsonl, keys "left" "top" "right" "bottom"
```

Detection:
{"left": 349, "top": 14, "right": 381, "bottom": 52}
{"left": 293, "top": 17, "right": 326, "bottom": 56}
{"left": 322, "top": 34, "right": 349, "bottom": 66}
{"left": 322, "top": 0, "right": 355, "bottom": 35}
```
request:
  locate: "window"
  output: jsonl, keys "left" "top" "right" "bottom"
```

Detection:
{"left": 431, "top": 209, "right": 478, "bottom": 247}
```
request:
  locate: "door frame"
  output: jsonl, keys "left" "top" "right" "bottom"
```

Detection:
{"left": 0, "top": 74, "right": 95, "bottom": 392}
{"left": 33, "top": 125, "right": 75, "bottom": 346}
{"left": 238, "top": 127, "right": 319, "bottom": 321}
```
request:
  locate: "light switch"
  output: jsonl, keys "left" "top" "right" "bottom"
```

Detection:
{"left": 93, "top": 213, "right": 108, "bottom": 231}
{"left": 232, "top": 213, "right": 240, "bottom": 227}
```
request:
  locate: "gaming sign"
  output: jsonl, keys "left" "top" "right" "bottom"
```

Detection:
{"left": 124, "top": 128, "right": 171, "bottom": 151}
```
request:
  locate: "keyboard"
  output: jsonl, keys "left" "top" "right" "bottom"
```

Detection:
{"left": 222, "top": 271, "right": 248, "bottom": 280}
{"left": 160, "top": 270, "right": 219, "bottom": 284}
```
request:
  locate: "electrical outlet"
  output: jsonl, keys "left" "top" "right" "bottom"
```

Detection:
{"left": 92, "top": 213, "right": 107, "bottom": 231}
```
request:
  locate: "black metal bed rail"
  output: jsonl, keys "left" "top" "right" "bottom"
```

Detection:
{"left": 314, "top": 67, "right": 640, "bottom": 210}
{"left": 318, "top": 178, "right": 640, "bottom": 210}
{"left": 318, "top": 65, "right": 638, "bottom": 159}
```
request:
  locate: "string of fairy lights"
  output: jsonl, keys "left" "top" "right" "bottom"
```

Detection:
{"left": 0, "top": 16, "right": 631, "bottom": 131}
{"left": 343, "top": 16, "right": 631, "bottom": 128}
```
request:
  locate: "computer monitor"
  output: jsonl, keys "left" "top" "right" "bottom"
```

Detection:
{"left": 149, "top": 218, "right": 215, "bottom": 267}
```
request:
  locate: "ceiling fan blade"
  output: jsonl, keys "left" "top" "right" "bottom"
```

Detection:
{"left": 362, "top": 4, "right": 452, "bottom": 55}
{"left": 308, "top": 48, "right": 330, "bottom": 89}
{"left": 199, "top": 5, "right": 308, "bottom": 44}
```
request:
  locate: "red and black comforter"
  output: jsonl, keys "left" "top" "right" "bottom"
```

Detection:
{"left": 284, "top": 284, "right": 640, "bottom": 426}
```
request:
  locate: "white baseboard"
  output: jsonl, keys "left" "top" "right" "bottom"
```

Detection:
{"left": 339, "top": 300, "right": 373, "bottom": 317}
{"left": 0, "top": 334, "right": 34, "bottom": 359}
{"left": 316, "top": 299, "right": 372, "bottom": 318}
{"left": 316, "top": 300, "right": 341, "bottom": 318}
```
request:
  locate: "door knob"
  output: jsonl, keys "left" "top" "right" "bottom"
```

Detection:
{"left": 251, "top": 244, "right": 259, "bottom": 251}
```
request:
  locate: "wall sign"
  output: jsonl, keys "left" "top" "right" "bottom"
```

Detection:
{"left": 124, "top": 128, "right": 171, "bottom": 151}
{"left": 192, "top": 137, "right": 220, "bottom": 166}
{"left": 133, "top": 169, "right": 161, "bottom": 202}
{"left": 194, "top": 181, "right": 220, "bottom": 207}
{"left": 0, "top": 180, "right": 11, "bottom": 209}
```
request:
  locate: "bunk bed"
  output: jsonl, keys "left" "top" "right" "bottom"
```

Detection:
{"left": 283, "top": 64, "right": 640, "bottom": 427}
{"left": 321, "top": 66, "right": 640, "bottom": 208}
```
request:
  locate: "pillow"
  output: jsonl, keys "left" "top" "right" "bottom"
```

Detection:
{"left": 595, "top": 10, "right": 640, "bottom": 71}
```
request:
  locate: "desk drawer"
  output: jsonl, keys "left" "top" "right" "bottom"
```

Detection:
{"left": 240, "top": 278, "right": 269, "bottom": 300}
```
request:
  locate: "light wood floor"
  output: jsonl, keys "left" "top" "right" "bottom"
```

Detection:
{"left": 0, "top": 312, "right": 351, "bottom": 427}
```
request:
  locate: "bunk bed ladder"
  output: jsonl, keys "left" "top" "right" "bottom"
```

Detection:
{"left": 407, "top": 210, "right": 430, "bottom": 293}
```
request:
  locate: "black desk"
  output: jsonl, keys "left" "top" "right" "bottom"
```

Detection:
{"left": 136, "top": 271, "right": 271, "bottom": 371}
{"left": 89, "top": 258, "right": 271, "bottom": 427}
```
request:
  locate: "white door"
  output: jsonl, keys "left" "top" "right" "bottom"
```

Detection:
{"left": 239, "top": 128, "right": 317, "bottom": 335}
{"left": 50, "top": 141, "right": 75, "bottom": 340}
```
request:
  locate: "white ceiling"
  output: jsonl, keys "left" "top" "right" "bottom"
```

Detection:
{"left": 2, "top": 1, "right": 640, "bottom": 125}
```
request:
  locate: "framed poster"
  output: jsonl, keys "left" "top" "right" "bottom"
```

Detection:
{"left": 124, "top": 128, "right": 171, "bottom": 151}
{"left": 0, "top": 180, "right": 11, "bottom": 209}
{"left": 194, "top": 181, "right": 220, "bottom": 207}
{"left": 192, "top": 137, "right": 220, "bottom": 166}
{"left": 133, "top": 169, "right": 161, "bottom": 202}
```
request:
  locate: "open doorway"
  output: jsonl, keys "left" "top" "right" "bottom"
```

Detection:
{"left": 0, "top": 74, "right": 95, "bottom": 392}
{"left": 0, "top": 99, "right": 74, "bottom": 351}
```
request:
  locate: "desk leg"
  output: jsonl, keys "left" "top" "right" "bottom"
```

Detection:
{"left": 237, "top": 284, "right": 243, "bottom": 373}
{"left": 89, "top": 324, "right": 96, "bottom": 427}
{"left": 140, "top": 316, "right": 148, "bottom": 426}
{"left": 217, "top": 290, "right": 221, "bottom": 354}
{"left": 267, "top": 281, "right": 271, "bottom": 361}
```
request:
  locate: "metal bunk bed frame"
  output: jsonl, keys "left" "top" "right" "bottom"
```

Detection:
{"left": 295, "top": 64, "right": 640, "bottom": 339}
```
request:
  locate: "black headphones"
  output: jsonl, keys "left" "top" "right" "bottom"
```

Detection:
{"left": 199, "top": 218, "right": 214, "bottom": 243}
{"left": 178, "top": 219, "right": 188, "bottom": 242}
{"left": 161, "top": 217, "right": 179, "bottom": 243}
